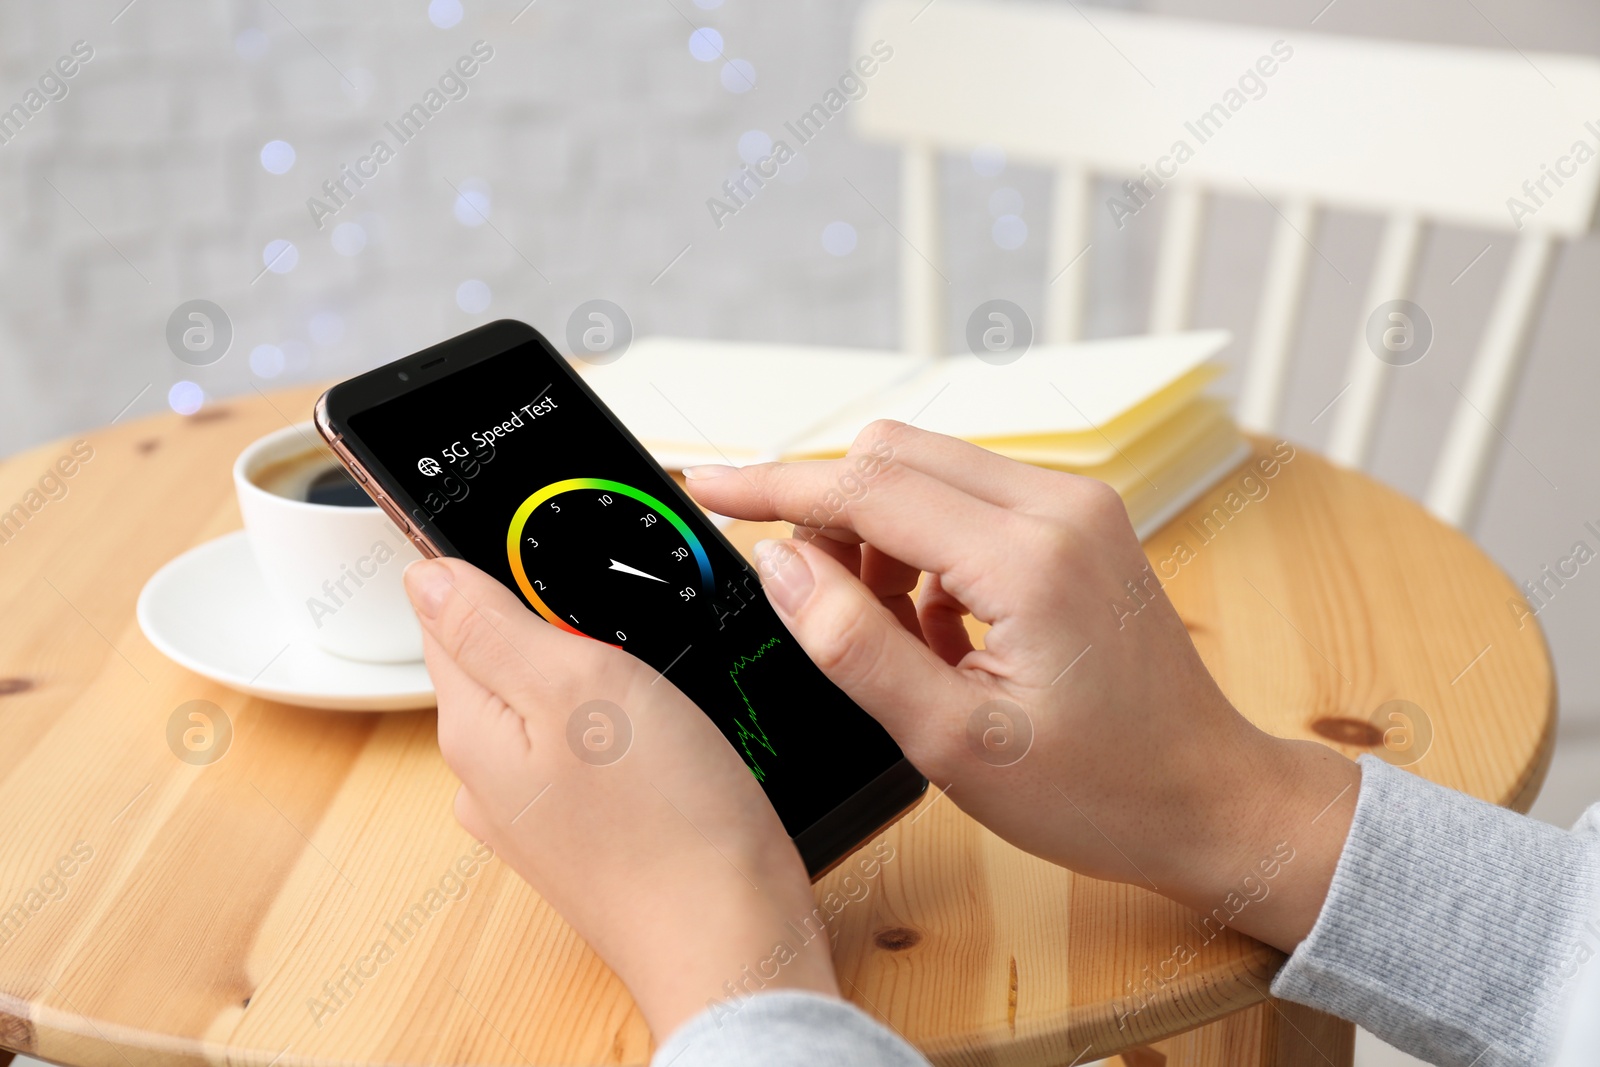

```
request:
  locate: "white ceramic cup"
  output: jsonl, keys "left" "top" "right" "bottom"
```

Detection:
{"left": 234, "top": 422, "right": 424, "bottom": 663}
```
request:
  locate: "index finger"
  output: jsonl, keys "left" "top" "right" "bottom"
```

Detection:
{"left": 689, "top": 443, "right": 1021, "bottom": 584}
{"left": 692, "top": 421, "right": 1087, "bottom": 520}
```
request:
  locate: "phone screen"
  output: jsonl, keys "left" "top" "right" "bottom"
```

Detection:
{"left": 343, "top": 338, "right": 907, "bottom": 838}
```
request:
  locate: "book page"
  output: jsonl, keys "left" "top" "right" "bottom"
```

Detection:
{"left": 781, "top": 330, "right": 1232, "bottom": 461}
{"left": 577, "top": 338, "right": 933, "bottom": 468}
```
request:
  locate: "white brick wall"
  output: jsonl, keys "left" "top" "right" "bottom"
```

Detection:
{"left": 0, "top": 0, "right": 1085, "bottom": 450}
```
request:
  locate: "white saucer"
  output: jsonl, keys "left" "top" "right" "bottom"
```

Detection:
{"left": 136, "top": 531, "right": 435, "bottom": 712}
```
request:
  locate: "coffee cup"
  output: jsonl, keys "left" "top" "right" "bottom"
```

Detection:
{"left": 234, "top": 422, "right": 423, "bottom": 662}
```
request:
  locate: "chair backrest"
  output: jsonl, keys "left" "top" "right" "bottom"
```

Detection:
{"left": 851, "top": 0, "right": 1600, "bottom": 528}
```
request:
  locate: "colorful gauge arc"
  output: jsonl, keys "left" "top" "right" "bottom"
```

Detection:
{"left": 506, "top": 477, "right": 714, "bottom": 641}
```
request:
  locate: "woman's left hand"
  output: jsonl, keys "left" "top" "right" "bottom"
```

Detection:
{"left": 404, "top": 556, "right": 838, "bottom": 1040}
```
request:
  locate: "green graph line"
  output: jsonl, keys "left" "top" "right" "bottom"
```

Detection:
{"left": 729, "top": 636, "right": 781, "bottom": 782}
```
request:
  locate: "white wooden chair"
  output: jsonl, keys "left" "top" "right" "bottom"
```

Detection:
{"left": 848, "top": 0, "right": 1600, "bottom": 529}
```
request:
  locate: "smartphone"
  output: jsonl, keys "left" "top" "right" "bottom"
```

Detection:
{"left": 315, "top": 319, "right": 926, "bottom": 876}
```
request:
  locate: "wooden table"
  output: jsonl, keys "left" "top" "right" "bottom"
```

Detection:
{"left": 0, "top": 384, "right": 1553, "bottom": 1067}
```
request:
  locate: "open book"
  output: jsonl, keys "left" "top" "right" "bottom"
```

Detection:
{"left": 579, "top": 330, "right": 1245, "bottom": 539}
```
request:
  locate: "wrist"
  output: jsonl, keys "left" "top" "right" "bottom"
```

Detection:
{"left": 638, "top": 939, "right": 840, "bottom": 1040}
{"left": 624, "top": 882, "right": 842, "bottom": 1039}
{"left": 1148, "top": 726, "right": 1361, "bottom": 954}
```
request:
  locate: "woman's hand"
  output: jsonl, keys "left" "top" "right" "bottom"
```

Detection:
{"left": 685, "top": 421, "right": 1360, "bottom": 953}
{"left": 403, "top": 557, "right": 837, "bottom": 1039}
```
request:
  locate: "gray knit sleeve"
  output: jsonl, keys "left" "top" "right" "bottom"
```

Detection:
{"left": 650, "top": 990, "right": 932, "bottom": 1067}
{"left": 1272, "top": 754, "right": 1600, "bottom": 1067}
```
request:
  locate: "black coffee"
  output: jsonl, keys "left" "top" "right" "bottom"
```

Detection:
{"left": 306, "top": 465, "right": 372, "bottom": 507}
{"left": 252, "top": 448, "right": 374, "bottom": 507}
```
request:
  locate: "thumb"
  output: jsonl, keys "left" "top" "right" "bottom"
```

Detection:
{"left": 752, "top": 538, "right": 971, "bottom": 753}
{"left": 403, "top": 556, "right": 614, "bottom": 714}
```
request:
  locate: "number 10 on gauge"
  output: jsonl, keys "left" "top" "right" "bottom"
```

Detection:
{"left": 507, "top": 478, "right": 714, "bottom": 646}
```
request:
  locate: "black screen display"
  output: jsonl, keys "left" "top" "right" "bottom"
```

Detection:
{"left": 345, "top": 340, "right": 906, "bottom": 837}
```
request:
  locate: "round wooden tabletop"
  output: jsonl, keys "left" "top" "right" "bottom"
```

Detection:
{"left": 0, "top": 384, "right": 1553, "bottom": 1067}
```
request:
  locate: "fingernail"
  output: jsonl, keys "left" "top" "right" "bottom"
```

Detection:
{"left": 753, "top": 539, "right": 814, "bottom": 615}
{"left": 683, "top": 464, "right": 735, "bottom": 480}
{"left": 404, "top": 559, "right": 450, "bottom": 621}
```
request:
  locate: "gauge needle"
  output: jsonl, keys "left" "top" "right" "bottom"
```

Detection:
{"left": 608, "top": 559, "right": 667, "bottom": 583}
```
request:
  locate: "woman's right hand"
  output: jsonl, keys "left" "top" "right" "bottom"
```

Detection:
{"left": 685, "top": 422, "right": 1361, "bottom": 952}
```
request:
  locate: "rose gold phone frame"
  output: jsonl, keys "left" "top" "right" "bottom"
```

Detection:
{"left": 313, "top": 391, "right": 447, "bottom": 561}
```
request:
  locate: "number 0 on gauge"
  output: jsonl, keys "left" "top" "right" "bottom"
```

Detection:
{"left": 507, "top": 478, "right": 714, "bottom": 646}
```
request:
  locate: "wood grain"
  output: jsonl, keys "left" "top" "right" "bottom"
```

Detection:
{"left": 0, "top": 389, "right": 1551, "bottom": 1065}
{"left": 1114, "top": 997, "right": 1358, "bottom": 1066}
